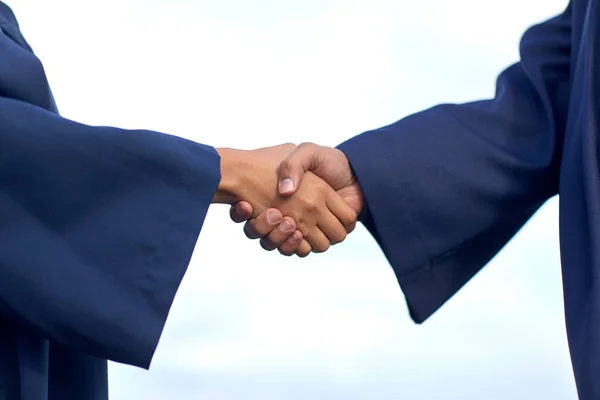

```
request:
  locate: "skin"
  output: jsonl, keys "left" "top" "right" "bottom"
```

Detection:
{"left": 213, "top": 143, "right": 358, "bottom": 256}
{"left": 228, "top": 143, "right": 365, "bottom": 256}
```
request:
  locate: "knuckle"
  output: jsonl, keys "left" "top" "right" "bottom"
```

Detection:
{"left": 305, "top": 201, "right": 318, "bottom": 213}
{"left": 243, "top": 221, "right": 258, "bottom": 239}
{"left": 312, "top": 240, "right": 330, "bottom": 253}
{"left": 266, "top": 231, "right": 285, "bottom": 247}
{"left": 313, "top": 185, "right": 327, "bottom": 199}
{"left": 278, "top": 244, "right": 295, "bottom": 256}
{"left": 300, "top": 195, "right": 321, "bottom": 214}
{"left": 228, "top": 207, "right": 239, "bottom": 222}
{"left": 256, "top": 218, "right": 277, "bottom": 236}
{"left": 260, "top": 238, "right": 276, "bottom": 251}
{"left": 296, "top": 240, "right": 312, "bottom": 257}
{"left": 297, "top": 142, "right": 316, "bottom": 151}
{"left": 330, "top": 230, "right": 347, "bottom": 245}
{"left": 345, "top": 220, "right": 357, "bottom": 234}
{"left": 344, "top": 211, "right": 358, "bottom": 227}
{"left": 254, "top": 224, "right": 271, "bottom": 237}
{"left": 296, "top": 224, "right": 310, "bottom": 239}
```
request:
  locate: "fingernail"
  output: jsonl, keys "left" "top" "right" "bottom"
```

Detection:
{"left": 289, "top": 234, "right": 300, "bottom": 243}
{"left": 235, "top": 203, "right": 245, "bottom": 214}
{"left": 280, "top": 220, "right": 294, "bottom": 232}
{"left": 279, "top": 178, "right": 294, "bottom": 194}
{"left": 266, "top": 212, "right": 282, "bottom": 225}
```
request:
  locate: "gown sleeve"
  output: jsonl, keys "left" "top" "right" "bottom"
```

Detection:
{"left": 0, "top": 79, "right": 221, "bottom": 370}
{"left": 337, "top": 5, "right": 572, "bottom": 323}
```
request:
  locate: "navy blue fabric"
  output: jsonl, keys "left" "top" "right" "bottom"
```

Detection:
{"left": 0, "top": 3, "right": 220, "bottom": 399}
{"left": 340, "top": 1, "right": 600, "bottom": 398}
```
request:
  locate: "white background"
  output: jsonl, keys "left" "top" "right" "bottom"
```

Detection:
{"left": 8, "top": 1, "right": 574, "bottom": 398}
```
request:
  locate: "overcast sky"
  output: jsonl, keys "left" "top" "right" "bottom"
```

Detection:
{"left": 8, "top": 0, "right": 576, "bottom": 398}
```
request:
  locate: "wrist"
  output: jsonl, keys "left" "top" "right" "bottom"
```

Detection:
{"left": 212, "top": 147, "right": 248, "bottom": 204}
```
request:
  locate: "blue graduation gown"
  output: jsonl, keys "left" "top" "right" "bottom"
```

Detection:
{"left": 339, "top": 0, "right": 600, "bottom": 398}
{"left": 0, "top": 3, "right": 220, "bottom": 399}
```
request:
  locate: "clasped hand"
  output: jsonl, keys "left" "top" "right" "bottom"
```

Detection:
{"left": 213, "top": 143, "right": 364, "bottom": 256}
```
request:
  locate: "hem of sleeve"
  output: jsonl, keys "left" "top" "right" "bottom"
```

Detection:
{"left": 337, "top": 135, "right": 451, "bottom": 324}
{"left": 134, "top": 145, "right": 221, "bottom": 369}
{"left": 395, "top": 260, "right": 455, "bottom": 324}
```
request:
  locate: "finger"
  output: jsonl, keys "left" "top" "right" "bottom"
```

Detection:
{"left": 317, "top": 211, "right": 348, "bottom": 245}
{"left": 243, "top": 208, "right": 282, "bottom": 239}
{"left": 277, "top": 230, "right": 303, "bottom": 256}
{"left": 278, "top": 142, "right": 320, "bottom": 196}
{"left": 305, "top": 228, "right": 331, "bottom": 253}
{"left": 295, "top": 239, "right": 312, "bottom": 258}
{"left": 230, "top": 201, "right": 253, "bottom": 223}
{"left": 259, "top": 216, "right": 297, "bottom": 251}
{"left": 326, "top": 192, "right": 358, "bottom": 233}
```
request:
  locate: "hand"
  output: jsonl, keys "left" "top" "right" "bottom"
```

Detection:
{"left": 278, "top": 143, "right": 364, "bottom": 213}
{"left": 230, "top": 142, "right": 365, "bottom": 255}
{"left": 214, "top": 144, "right": 357, "bottom": 255}
{"left": 230, "top": 204, "right": 305, "bottom": 255}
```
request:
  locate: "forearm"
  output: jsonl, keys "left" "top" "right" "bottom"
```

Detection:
{"left": 212, "top": 147, "right": 248, "bottom": 205}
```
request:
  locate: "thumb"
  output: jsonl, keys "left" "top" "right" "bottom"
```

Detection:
{"left": 277, "top": 142, "right": 321, "bottom": 196}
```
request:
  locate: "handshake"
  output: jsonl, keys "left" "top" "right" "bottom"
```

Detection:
{"left": 212, "top": 143, "right": 365, "bottom": 257}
